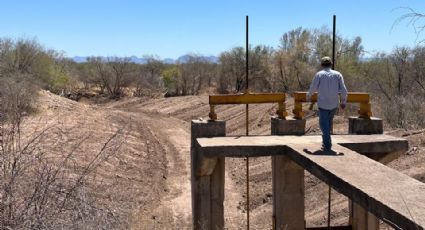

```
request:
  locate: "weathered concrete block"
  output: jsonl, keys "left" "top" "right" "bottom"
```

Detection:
{"left": 191, "top": 119, "right": 226, "bottom": 141}
{"left": 272, "top": 155, "right": 305, "bottom": 230}
{"left": 348, "top": 116, "right": 382, "bottom": 230}
{"left": 271, "top": 116, "right": 306, "bottom": 135}
{"left": 352, "top": 202, "right": 379, "bottom": 230}
{"left": 348, "top": 116, "right": 383, "bottom": 134}
{"left": 191, "top": 120, "right": 226, "bottom": 176}
{"left": 191, "top": 119, "right": 226, "bottom": 230}
{"left": 271, "top": 117, "right": 305, "bottom": 230}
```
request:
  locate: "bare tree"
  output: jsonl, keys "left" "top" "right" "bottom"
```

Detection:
{"left": 179, "top": 55, "right": 214, "bottom": 95}
{"left": 412, "top": 46, "right": 425, "bottom": 92}
{"left": 277, "top": 27, "right": 314, "bottom": 91}
{"left": 391, "top": 47, "right": 411, "bottom": 97}
{"left": 140, "top": 56, "right": 164, "bottom": 87}
{"left": 88, "top": 57, "right": 135, "bottom": 97}
{"left": 219, "top": 47, "right": 245, "bottom": 93}
{"left": 108, "top": 57, "right": 134, "bottom": 97}
{"left": 249, "top": 45, "right": 274, "bottom": 92}
{"left": 218, "top": 46, "right": 273, "bottom": 93}
{"left": 0, "top": 77, "right": 127, "bottom": 228}
{"left": 87, "top": 57, "right": 111, "bottom": 94}
{"left": 393, "top": 7, "right": 425, "bottom": 43}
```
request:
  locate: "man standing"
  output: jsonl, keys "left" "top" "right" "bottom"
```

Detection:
{"left": 307, "top": 56, "right": 348, "bottom": 152}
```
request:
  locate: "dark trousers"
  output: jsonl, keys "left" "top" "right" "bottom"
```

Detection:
{"left": 319, "top": 107, "right": 337, "bottom": 150}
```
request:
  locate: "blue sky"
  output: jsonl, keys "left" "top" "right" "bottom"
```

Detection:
{"left": 1, "top": 0, "right": 424, "bottom": 59}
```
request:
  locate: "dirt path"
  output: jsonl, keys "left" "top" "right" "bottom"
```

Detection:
{"left": 141, "top": 115, "right": 192, "bottom": 229}
{"left": 123, "top": 111, "right": 244, "bottom": 229}
{"left": 32, "top": 93, "right": 246, "bottom": 229}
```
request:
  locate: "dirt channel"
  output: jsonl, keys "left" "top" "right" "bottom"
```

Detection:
{"left": 23, "top": 91, "right": 425, "bottom": 229}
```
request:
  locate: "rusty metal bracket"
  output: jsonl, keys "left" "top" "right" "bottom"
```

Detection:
{"left": 209, "top": 92, "right": 287, "bottom": 120}
{"left": 292, "top": 92, "right": 372, "bottom": 120}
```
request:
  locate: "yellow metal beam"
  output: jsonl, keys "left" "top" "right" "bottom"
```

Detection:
{"left": 293, "top": 92, "right": 369, "bottom": 103}
{"left": 209, "top": 93, "right": 285, "bottom": 105}
{"left": 209, "top": 91, "right": 373, "bottom": 121}
{"left": 347, "top": 93, "right": 370, "bottom": 103}
{"left": 292, "top": 92, "right": 372, "bottom": 119}
{"left": 208, "top": 93, "right": 287, "bottom": 120}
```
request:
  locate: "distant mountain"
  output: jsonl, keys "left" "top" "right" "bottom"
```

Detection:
{"left": 129, "top": 56, "right": 147, "bottom": 64}
{"left": 163, "top": 58, "right": 175, "bottom": 64}
{"left": 72, "top": 56, "right": 88, "bottom": 63}
{"left": 176, "top": 55, "right": 191, "bottom": 63}
{"left": 71, "top": 55, "right": 219, "bottom": 64}
{"left": 176, "top": 55, "right": 219, "bottom": 63}
{"left": 205, "top": 55, "right": 219, "bottom": 63}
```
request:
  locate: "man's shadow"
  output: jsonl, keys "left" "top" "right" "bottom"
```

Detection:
{"left": 303, "top": 148, "right": 344, "bottom": 156}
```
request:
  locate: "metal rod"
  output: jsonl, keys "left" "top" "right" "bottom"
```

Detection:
{"left": 246, "top": 142, "right": 250, "bottom": 229}
{"left": 328, "top": 15, "right": 336, "bottom": 230}
{"left": 246, "top": 15, "right": 249, "bottom": 91}
{"left": 245, "top": 15, "right": 250, "bottom": 230}
{"left": 332, "top": 15, "right": 336, "bottom": 70}
{"left": 327, "top": 186, "right": 331, "bottom": 229}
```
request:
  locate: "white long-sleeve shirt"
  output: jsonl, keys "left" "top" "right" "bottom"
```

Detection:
{"left": 307, "top": 68, "right": 348, "bottom": 110}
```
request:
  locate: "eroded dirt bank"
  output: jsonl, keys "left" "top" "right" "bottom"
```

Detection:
{"left": 24, "top": 91, "right": 425, "bottom": 229}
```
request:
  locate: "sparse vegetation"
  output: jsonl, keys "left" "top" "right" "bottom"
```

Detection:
{"left": 0, "top": 38, "right": 128, "bottom": 229}
{"left": 1, "top": 17, "right": 425, "bottom": 228}
{"left": 2, "top": 32, "right": 417, "bottom": 129}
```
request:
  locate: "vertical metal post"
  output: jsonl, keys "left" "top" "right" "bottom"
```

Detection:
{"left": 332, "top": 15, "right": 336, "bottom": 70}
{"left": 245, "top": 15, "right": 250, "bottom": 230}
{"left": 328, "top": 15, "right": 336, "bottom": 230}
{"left": 246, "top": 15, "right": 249, "bottom": 93}
{"left": 327, "top": 186, "right": 332, "bottom": 229}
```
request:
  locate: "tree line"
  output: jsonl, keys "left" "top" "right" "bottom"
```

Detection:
{"left": 1, "top": 27, "right": 425, "bottom": 129}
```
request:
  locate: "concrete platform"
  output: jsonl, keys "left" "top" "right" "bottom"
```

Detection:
{"left": 195, "top": 135, "right": 423, "bottom": 230}
{"left": 196, "top": 134, "right": 407, "bottom": 158}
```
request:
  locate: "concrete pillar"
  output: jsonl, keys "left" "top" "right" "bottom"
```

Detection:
{"left": 271, "top": 116, "right": 305, "bottom": 230}
{"left": 191, "top": 120, "right": 226, "bottom": 230}
{"left": 348, "top": 116, "right": 382, "bottom": 230}
{"left": 271, "top": 116, "right": 306, "bottom": 136}
{"left": 348, "top": 116, "right": 383, "bottom": 134}
{"left": 351, "top": 203, "right": 379, "bottom": 230}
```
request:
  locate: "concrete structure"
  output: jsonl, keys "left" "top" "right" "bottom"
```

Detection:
{"left": 190, "top": 120, "right": 226, "bottom": 230}
{"left": 271, "top": 116, "right": 306, "bottom": 229}
{"left": 271, "top": 116, "right": 306, "bottom": 136}
{"left": 191, "top": 119, "right": 416, "bottom": 230}
{"left": 348, "top": 116, "right": 383, "bottom": 135}
{"left": 348, "top": 116, "right": 384, "bottom": 229}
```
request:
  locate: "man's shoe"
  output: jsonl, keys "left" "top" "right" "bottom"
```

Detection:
{"left": 321, "top": 147, "right": 331, "bottom": 152}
